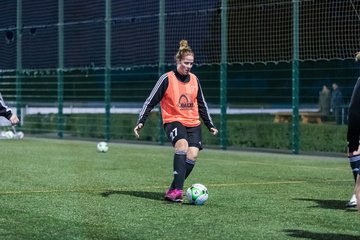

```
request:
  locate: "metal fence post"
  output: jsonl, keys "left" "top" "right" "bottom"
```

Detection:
{"left": 292, "top": 0, "right": 300, "bottom": 154}
{"left": 16, "top": 0, "right": 22, "bottom": 124}
{"left": 105, "top": 0, "right": 112, "bottom": 141}
{"left": 57, "top": 0, "right": 64, "bottom": 138}
{"left": 158, "top": 0, "right": 165, "bottom": 145}
{"left": 220, "top": 0, "right": 228, "bottom": 150}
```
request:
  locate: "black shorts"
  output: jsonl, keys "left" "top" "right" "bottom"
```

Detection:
{"left": 164, "top": 121, "right": 203, "bottom": 150}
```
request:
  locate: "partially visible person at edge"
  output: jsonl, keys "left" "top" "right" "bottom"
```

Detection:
{"left": 346, "top": 54, "right": 360, "bottom": 210}
{"left": 133, "top": 40, "right": 218, "bottom": 202}
{"left": 0, "top": 95, "right": 19, "bottom": 125}
{"left": 331, "top": 83, "right": 343, "bottom": 125}
{"left": 318, "top": 85, "right": 331, "bottom": 121}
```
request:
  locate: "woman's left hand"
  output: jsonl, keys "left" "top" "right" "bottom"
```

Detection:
{"left": 210, "top": 128, "right": 218, "bottom": 136}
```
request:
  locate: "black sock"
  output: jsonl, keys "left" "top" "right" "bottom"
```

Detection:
{"left": 349, "top": 155, "right": 360, "bottom": 183}
{"left": 170, "top": 151, "right": 187, "bottom": 190}
{"left": 185, "top": 159, "right": 196, "bottom": 179}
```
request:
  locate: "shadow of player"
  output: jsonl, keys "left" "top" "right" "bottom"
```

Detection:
{"left": 101, "top": 190, "right": 164, "bottom": 201}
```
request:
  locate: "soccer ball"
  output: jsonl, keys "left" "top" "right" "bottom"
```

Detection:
{"left": 5, "top": 131, "right": 14, "bottom": 139}
{"left": 186, "top": 183, "right": 208, "bottom": 205}
{"left": 17, "top": 131, "right": 24, "bottom": 139}
{"left": 97, "top": 141, "right": 109, "bottom": 153}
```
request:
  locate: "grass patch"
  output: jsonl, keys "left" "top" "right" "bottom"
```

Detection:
{"left": 0, "top": 138, "right": 358, "bottom": 239}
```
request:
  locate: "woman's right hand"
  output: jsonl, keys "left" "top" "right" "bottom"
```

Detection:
{"left": 134, "top": 123, "right": 143, "bottom": 138}
{"left": 348, "top": 145, "right": 360, "bottom": 157}
{"left": 9, "top": 115, "right": 19, "bottom": 125}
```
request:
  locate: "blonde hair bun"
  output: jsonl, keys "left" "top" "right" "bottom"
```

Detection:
{"left": 175, "top": 39, "right": 193, "bottom": 62}
{"left": 179, "top": 40, "right": 190, "bottom": 50}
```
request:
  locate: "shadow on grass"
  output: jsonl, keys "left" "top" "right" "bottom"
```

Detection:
{"left": 101, "top": 190, "right": 165, "bottom": 201}
{"left": 293, "top": 198, "right": 354, "bottom": 210}
{"left": 284, "top": 229, "right": 360, "bottom": 240}
{"left": 100, "top": 190, "right": 193, "bottom": 205}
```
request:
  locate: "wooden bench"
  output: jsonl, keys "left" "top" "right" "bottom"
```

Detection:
{"left": 274, "top": 112, "right": 292, "bottom": 123}
{"left": 300, "top": 112, "right": 322, "bottom": 124}
{"left": 274, "top": 111, "right": 323, "bottom": 124}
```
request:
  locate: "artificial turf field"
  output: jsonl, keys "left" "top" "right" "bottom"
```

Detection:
{"left": 0, "top": 138, "right": 359, "bottom": 240}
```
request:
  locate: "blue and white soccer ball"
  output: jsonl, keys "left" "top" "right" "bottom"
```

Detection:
{"left": 186, "top": 183, "right": 208, "bottom": 205}
{"left": 4, "top": 131, "right": 14, "bottom": 139}
{"left": 97, "top": 141, "right": 109, "bottom": 153}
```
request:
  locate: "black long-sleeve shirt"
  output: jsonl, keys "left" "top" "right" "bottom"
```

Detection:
{"left": 347, "top": 77, "right": 360, "bottom": 152}
{"left": 0, "top": 97, "right": 13, "bottom": 120}
{"left": 137, "top": 70, "right": 216, "bottom": 131}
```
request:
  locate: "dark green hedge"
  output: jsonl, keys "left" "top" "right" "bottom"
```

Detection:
{"left": 201, "top": 121, "right": 346, "bottom": 153}
{"left": 23, "top": 113, "right": 347, "bottom": 153}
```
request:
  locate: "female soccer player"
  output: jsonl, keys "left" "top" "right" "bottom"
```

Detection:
{"left": 347, "top": 76, "right": 360, "bottom": 211}
{"left": 0, "top": 95, "right": 19, "bottom": 125}
{"left": 346, "top": 53, "right": 360, "bottom": 210}
{"left": 134, "top": 40, "right": 218, "bottom": 202}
